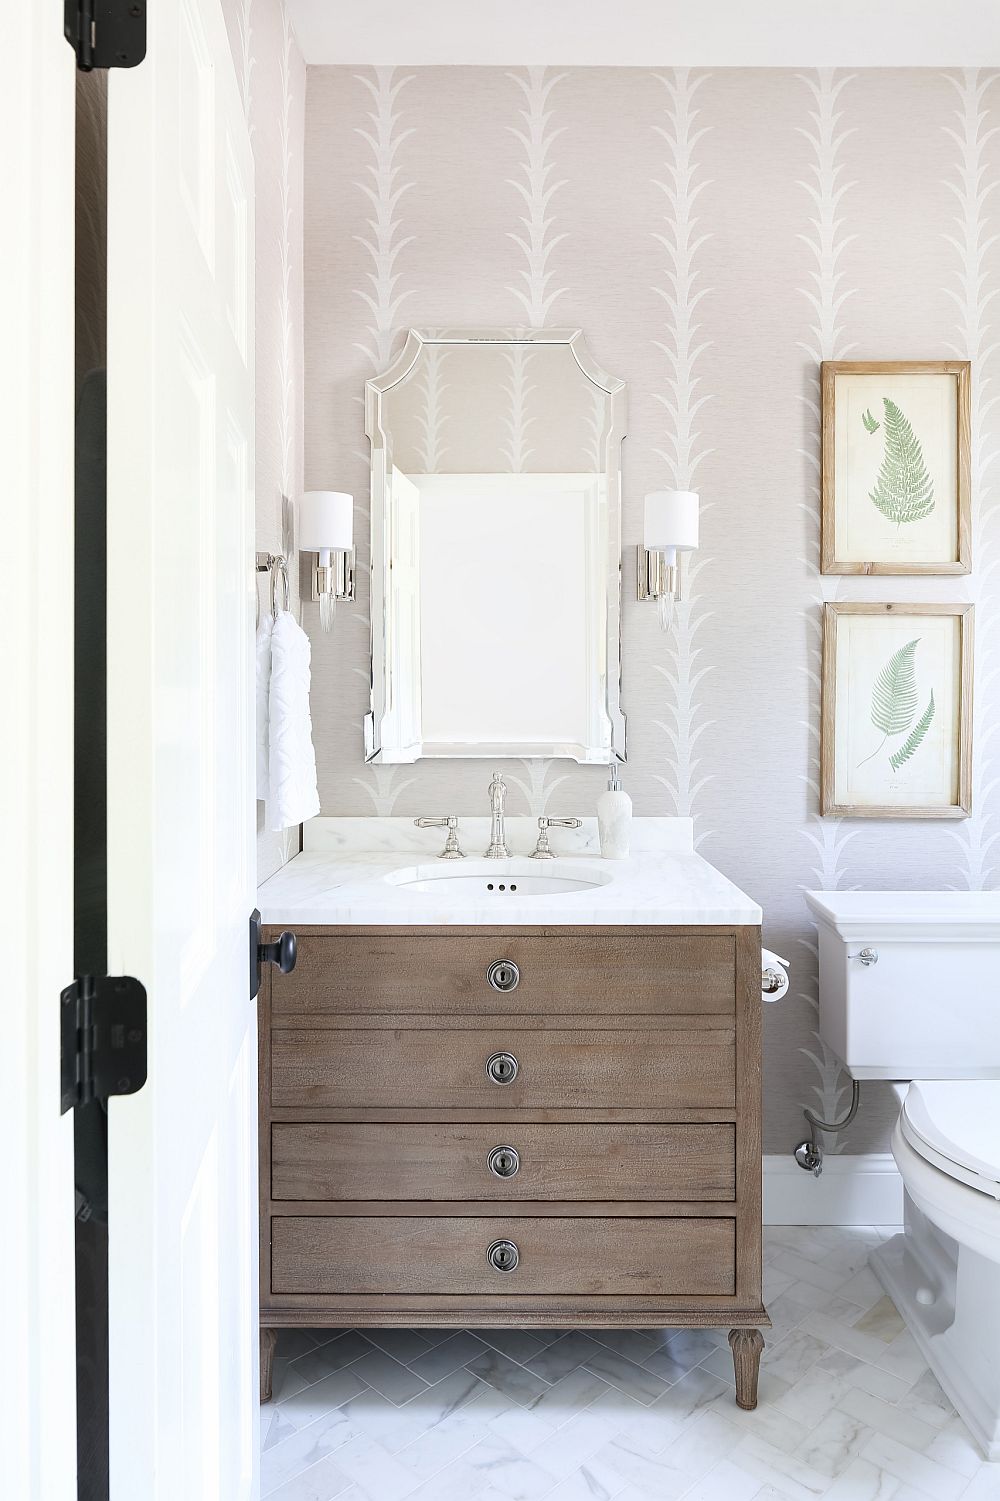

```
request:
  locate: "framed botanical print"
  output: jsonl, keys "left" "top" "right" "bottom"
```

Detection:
{"left": 821, "top": 360, "right": 971, "bottom": 575}
{"left": 821, "top": 603, "right": 973, "bottom": 818}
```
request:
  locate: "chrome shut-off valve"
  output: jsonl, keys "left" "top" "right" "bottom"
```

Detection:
{"left": 794, "top": 1140, "right": 824, "bottom": 1177}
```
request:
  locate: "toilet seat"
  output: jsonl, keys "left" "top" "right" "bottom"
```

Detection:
{"left": 901, "top": 1081, "right": 1000, "bottom": 1200}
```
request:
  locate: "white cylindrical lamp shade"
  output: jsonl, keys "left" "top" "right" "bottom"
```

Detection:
{"left": 299, "top": 490, "right": 353, "bottom": 564}
{"left": 643, "top": 490, "right": 699, "bottom": 554}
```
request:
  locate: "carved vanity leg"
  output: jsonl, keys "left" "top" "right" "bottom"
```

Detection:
{"left": 260, "top": 1326, "right": 278, "bottom": 1404}
{"left": 729, "top": 1327, "right": 765, "bottom": 1410}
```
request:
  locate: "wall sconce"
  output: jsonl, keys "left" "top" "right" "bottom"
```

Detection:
{"left": 637, "top": 489, "right": 699, "bottom": 631}
{"left": 299, "top": 489, "right": 355, "bottom": 632}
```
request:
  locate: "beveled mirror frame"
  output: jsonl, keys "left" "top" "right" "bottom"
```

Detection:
{"left": 364, "top": 328, "right": 628, "bottom": 764}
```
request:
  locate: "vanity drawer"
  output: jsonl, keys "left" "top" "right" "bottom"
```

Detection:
{"left": 271, "top": 1214, "right": 736, "bottom": 1297}
{"left": 269, "top": 933, "right": 735, "bottom": 1019}
{"left": 271, "top": 1027, "right": 735, "bottom": 1111}
{"left": 271, "top": 1122, "right": 736, "bottom": 1202}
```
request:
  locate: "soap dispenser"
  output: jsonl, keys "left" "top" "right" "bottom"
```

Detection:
{"left": 597, "top": 762, "right": 632, "bottom": 859}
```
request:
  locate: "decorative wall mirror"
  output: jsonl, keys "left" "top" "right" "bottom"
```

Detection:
{"left": 365, "top": 329, "right": 627, "bottom": 763}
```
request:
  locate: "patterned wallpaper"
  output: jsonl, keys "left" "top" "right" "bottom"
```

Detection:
{"left": 303, "top": 66, "right": 1000, "bottom": 1155}
{"left": 221, "top": 0, "right": 307, "bottom": 882}
{"left": 380, "top": 340, "right": 609, "bottom": 476}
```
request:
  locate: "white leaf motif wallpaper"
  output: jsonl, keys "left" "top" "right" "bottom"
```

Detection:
{"left": 795, "top": 69, "right": 860, "bottom": 1154}
{"left": 650, "top": 69, "right": 715, "bottom": 838}
{"left": 945, "top": 72, "right": 1000, "bottom": 887}
{"left": 303, "top": 66, "right": 1000, "bottom": 1154}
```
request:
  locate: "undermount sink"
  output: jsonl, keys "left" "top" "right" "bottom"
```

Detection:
{"left": 384, "top": 860, "right": 614, "bottom": 897}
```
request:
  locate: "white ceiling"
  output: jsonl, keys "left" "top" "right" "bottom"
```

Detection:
{"left": 286, "top": 0, "right": 1000, "bottom": 67}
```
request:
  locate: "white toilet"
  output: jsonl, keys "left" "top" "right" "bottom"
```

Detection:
{"left": 806, "top": 890, "right": 1000, "bottom": 1459}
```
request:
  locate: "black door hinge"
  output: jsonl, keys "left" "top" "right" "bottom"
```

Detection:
{"left": 60, "top": 974, "right": 148, "bottom": 1114}
{"left": 64, "top": 0, "right": 146, "bottom": 72}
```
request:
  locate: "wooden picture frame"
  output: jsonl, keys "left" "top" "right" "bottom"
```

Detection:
{"left": 821, "top": 602, "right": 973, "bottom": 819}
{"left": 821, "top": 360, "right": 971, "bottom": 575}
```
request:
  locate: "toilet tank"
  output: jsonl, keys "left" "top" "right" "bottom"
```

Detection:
{"left": 805, "top": 891, "right": 1000, "bottom": 1080}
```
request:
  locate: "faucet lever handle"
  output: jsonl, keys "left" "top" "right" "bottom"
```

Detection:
{"left": 530, "top": 816, "right": 582, "bottom": 859}
{"left": 414, "top": 815, "right": 465, "bottom": 860}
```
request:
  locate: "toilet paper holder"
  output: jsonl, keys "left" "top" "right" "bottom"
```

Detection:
{"left": 761, "top": 949, "right": 790, "bottom": 1000}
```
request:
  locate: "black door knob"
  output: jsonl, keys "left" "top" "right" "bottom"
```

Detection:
{"left": 259, "top": 930, "right": 297, "bottom": 975}
{"left": 250, "top": 908, "right": 297, "bottom": 999}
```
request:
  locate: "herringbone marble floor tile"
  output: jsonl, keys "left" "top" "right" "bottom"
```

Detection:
{"left": 259, "top": 1227, "right": 1000, "bottom": 1500}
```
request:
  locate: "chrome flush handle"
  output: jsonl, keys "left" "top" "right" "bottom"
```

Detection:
{"left": 849, "top": 947, "right": 879, "bottom": 966}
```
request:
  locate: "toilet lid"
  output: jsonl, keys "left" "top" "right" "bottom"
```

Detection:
{"left": 902, "top": 1081, "right": 1000, "bottom": 1194}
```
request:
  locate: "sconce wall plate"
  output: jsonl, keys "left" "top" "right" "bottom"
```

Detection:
{"left": 311, "top": 548, "right": 356, "bottom": 605}
{"left": 636, "top": 546, "right": 679, "bottom": 604}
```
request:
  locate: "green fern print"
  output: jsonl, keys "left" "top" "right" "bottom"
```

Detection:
{"left": 858, "top": 637, "right": 935, "bottom": 772}
{"left": 889, "top": 690, "right": 935, "bottom": 772}
{"left": 862, "top": 407, "right": 880, "bottom": 434}
{"left": 868, "top": 398, "right": 934, "bottom": 526}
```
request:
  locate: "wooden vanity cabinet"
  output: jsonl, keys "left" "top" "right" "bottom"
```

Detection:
{"left": 258, "top": 924, "right": 768, "bottom": 1408}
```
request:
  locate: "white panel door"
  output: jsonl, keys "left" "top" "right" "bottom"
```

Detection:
{"left": 105, "top": 0, "right": 257, "bottom": 1495}
{"left": 3, "top": 4, "right": 77, "bottom": 1498}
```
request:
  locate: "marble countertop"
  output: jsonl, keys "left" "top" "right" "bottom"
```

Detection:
{"left": 257, "top": 816, "right": 762, "bottom": 927}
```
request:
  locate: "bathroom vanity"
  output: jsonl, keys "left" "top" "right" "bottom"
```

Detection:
{"left": 256, "top": 332, "right": 768, "bottom": 1412}
{"left": 257, "top": 817, "right": 768, "bottom": 1410}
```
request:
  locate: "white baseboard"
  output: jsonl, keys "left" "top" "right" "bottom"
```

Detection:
{"left": 764, "top": 1153, "right": 903, "bottom": 1226}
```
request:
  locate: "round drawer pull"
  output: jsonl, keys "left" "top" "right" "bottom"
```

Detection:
{"left": 485, "top": 1051, "right": 519, "bottom": 1085}
{"left": 487, "top": 1238, "right": 519, "bottom": 1273}
{"left": 488, "top": 1145, "right": 520, "bottom": 1179}
{"left": 487, "top": 959, "right": 520, "bottom": 993}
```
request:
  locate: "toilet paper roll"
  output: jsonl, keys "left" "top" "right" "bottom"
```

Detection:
{"left": 761, "top": 948, "right": 790, "bottom": 1003}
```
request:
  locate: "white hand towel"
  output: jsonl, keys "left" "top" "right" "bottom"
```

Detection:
{"left": 255, "top": 611, "right": 273, "bottom": 802}
{"left": 267, "top": 609, "right": 320, "bottom": 831}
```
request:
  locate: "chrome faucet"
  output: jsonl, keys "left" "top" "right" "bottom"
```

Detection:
{"left": 484, "top": 770, "right": 510, "bottom": 858}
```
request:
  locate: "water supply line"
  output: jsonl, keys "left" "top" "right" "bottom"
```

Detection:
{"left": 794, "top": 1079, "right": 861, "bottom": 1176}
